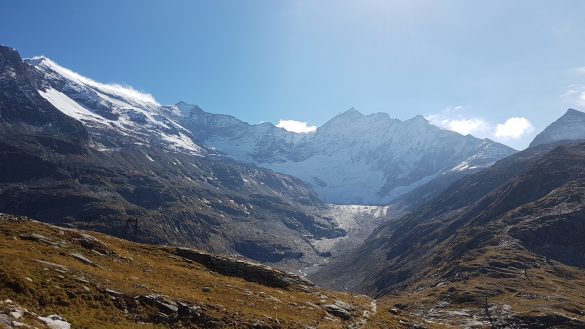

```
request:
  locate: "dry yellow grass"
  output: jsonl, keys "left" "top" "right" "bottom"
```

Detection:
{"left": 0, "top": 216, "right": 405, "bottom": 328}
{"left": 4, "top": 214, "right": 580, "bottom": 328}
{"left": 377, "top": 245, "right": 585, "bottom": 328}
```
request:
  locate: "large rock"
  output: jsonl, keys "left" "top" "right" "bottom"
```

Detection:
{"left": 323, "top": 303, "right": 352, "bottom": 320}
{"left": 70, "top": 233, "right": 112, "bottom": 255}
{"left": 175, "top": 247, "right": 314, "bottom": 289}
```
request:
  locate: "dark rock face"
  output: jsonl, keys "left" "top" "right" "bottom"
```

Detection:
{"left": 0, "top": 46, "right": 87, "bottom": 139}
{"left": 233, "top": 240, "right": 303, "bottom": 263}
{"left": 0, "top": 45, "right": 345, "bottom": 269}
{"left": 175, "top": 247, "right": 314, "bottom": 289}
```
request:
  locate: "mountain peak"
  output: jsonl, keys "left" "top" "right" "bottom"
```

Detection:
{"left": 407, "top": 114, "right": 429, "bottom": 124}
{"left": 25, "top": 56, "right": 62, "bottom": 74}
{"left": 563, "top": 108, "right": 584, "bottom": 117}
{"left": 0, "top": 44, "right": 19, "bottom": 57}
{"left": 338, "top": 107, "right": 363, "bottom": 118}
{"left": 24, "top": 55, "right": 49, "bottom": 66}
{"left": 0, "top": 44, "right": 26, "bottom": 75}
{"left": 175, "top": 101, "right": 205, "bottom": 116}
{"left": 320, "top": 107, "right": 364, "bottom": 128}
{"left": 529, "top": 108, "right": 585, "bottom": 147}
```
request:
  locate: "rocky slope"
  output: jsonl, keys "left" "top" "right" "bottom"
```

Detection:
{"left": 0, "top": 47, "right": 86, "bottom": 140}
{"left": 177, "top": 103, "right": 516, "bottom": 205}
{"left": 311, "top": 139, "right": 585, "bottom": 327}
{"left": 0, "top": 45, "right": 351, "bottom": 270}
{"left": 530, "top": 108, "right": 585, "bottom": 147}
{"left": 0, "top": 214, "right": 413, "bottom": 329}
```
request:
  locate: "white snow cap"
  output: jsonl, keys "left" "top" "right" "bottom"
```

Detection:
{"left": 28, "top": 56, "right": 159, "bottom": 105}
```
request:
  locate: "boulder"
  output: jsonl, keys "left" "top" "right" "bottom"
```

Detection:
{"left": 19, "top": 233, "right": 56, "bottom": 246}
{"left": 139, "top": 295, "right": 179, "bottom": 315}
{"left": 71, "top": 234, "right": 112, "bottom": 255}
{"left": 323, "top": 304, "right": 351, "bottom": 320}
{"left": 38, "top": 315, "right": 71, "bottom": 329}
{"left": 69, "top": 252, "right": 94, "bottom": 266}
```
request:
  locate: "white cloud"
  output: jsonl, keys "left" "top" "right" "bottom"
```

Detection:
{"left": 30, "top": 56, "right": 159, "bottom": 105}
{"left": 426, "top": 106, "right": 490, "bottom": 136}
{"left": 494, "top": 117, "right": 534, "bottom": 139}
{"left": 276, "top": 119, "right": 317, "bottom": 133}
{"left": 427, "top": 106, "right": 534, "bottom": 143}
{"left": 562, "top": 67, "right": 585, "bottom": 106}
{"left": 440, "top": 118, "right": 488, "bottom": 135}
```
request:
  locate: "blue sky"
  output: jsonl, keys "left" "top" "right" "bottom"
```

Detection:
{"left": 2, "top": 0, "right": 585, "bottom": 149}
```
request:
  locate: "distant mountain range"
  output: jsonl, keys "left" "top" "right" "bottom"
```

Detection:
{"left": 16, "top": 49, "right": 517, "bottom": 207}
{"left": 177, "top": 102, "right": 516, "bottom": 205}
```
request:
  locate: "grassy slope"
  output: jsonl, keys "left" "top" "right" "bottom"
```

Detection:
{"left": 0, "top": 214, "right": 408, "bottom": 329}
{"left": 378, "top": 244, "right": 585, "bottom": 328}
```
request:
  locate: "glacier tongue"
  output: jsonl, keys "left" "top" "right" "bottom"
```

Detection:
{"left": 300, "top": 204, "right": 397, "bottom": 277}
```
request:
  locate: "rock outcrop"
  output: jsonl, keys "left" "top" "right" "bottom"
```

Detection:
{"left": 175, "top": 247, "right": 314, "bottom": 289}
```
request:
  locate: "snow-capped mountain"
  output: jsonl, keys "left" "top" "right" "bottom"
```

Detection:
{"left": 0, "top": 44, "right": 517, "bottom": 270}
{"left": 0, "top": 45, "right": 353, "bottom": 270}
{"left": 27, "top": 57, "right": 204, "bottom": 154}
{"left": 17, "top": 54, "right": 516, "bottom": 206}
{"left": 177, "top": 103, "right": 516, "bottom": 204}
{"left": 530, "top": 108, "right": 585, "bottom": 147}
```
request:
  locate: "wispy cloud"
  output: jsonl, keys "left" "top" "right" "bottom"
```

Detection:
{"left": 427, "top": 106, "right": 534, "bottom": 143}
{"left": 562, "top": 66, "right": 585, "bottom": 107}
{"left": 562, "top": 84, "right": 585, "bottom": 107}
{"left": 276, "top": 119, "right": 317, "bottom": 133}
{"left": 30, "top": 56, "right": 159, "bottom": 105}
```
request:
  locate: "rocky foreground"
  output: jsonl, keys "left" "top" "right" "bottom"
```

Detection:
{"left": 0, "top": 214, "right": 415, "bottom": 329}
